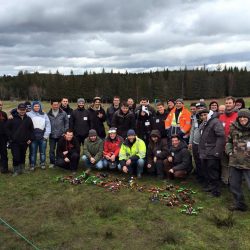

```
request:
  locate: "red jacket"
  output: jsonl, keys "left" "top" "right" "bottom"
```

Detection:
{"left": 103, "top": 135, "right": 123, "bottom": 157}
{"left": 219, "top": 111, "right": 238, "bottom": 141}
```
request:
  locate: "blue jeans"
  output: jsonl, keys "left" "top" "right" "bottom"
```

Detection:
{"left": 82, "top": 155, "right": 103, "bottom": 170}
{"left": 118, "top": 158, "right": 145, "bottom": 175}
{"left": 103, "top": 159, "right": 118, "bottom": 170}
{"left": 30, "top": 139, "right": 47, "bottom": 166}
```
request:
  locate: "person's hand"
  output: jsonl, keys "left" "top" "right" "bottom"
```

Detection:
{"left": 97, "top": 113, "right": 103, "bottom": 118}
{"left": 90, "top": 157, "right": 96, "bottom": 164}
{"left": 122, "top": 166, "right": 128, "bottom": 173}
{"left": 105, "top": 155, "right": 110, "bottom": 160}
{"left": 169, "top": 168, "right": 174, "bottom": 173}
{"left": 63, "top": 151, "right": 68, "bottom": 155}
{"left": 8, "top": 114, "right": 13, "bottom": 120}
{"left": 126, "top": 159, "right": 131, "bottom": 166}
{"left": 147, "top": 164, "right": 152, "bottom": 169}
{"left": 110, "top": 155, "right": 116, "bottom": 162}
{"left": 27, "top": 140, "right": 31, "bottom": 145}
{"left": 64, "top": 157, "right": 70, "bottom": 163}
{"left": 168, "top": 156, "right": 173, "bottom": 162}
{"left": 153, "top": 156, "right": 157, "bottom": 163}
{"left": 188, "top": 144, "right": 192, "bottom": 150}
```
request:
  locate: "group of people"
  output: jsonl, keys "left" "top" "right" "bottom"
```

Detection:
{"left": 0, "top": 96, "right": 249, "bottom": 211}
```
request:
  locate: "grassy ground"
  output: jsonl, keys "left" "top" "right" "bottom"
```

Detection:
{"left": 0, "top": 100, "right": 250, "bottom": 250}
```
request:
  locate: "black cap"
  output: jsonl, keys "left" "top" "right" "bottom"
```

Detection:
{"left": 17, "top": 103, "right": 26, "bottom": 110}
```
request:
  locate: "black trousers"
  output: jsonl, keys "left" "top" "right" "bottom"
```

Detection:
{"left": 201, "top": 159, "right": 221, "bottom": 193}
{"left": 11, "top": 142, "right": 28, "bottom": 167}
{"left": 56, "top": 152, "right": 80, "bottom": 171}
{"left": 0, "top": 135, "right": 8, "bottom": 171}
{"left": 76, "top": 135, "right": 87, "bottom": 146}
{"left": 192, "top": 143, "right": 203, "bottom": 181}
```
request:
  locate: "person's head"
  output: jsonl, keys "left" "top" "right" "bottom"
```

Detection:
{"left": 218, "top": 105, "right": 225, "bottom": 115}
{"left": 88, "top": 129, "right": 97, "bottom": 142}
{"left": 64, "top": 129, "right": 74, "bottom": 141}
{"left": 77, "top": 98, "right": 85, "bottom": 108}
{"left": 225, "top": 96, "right": 235, "bottom": 112}
{"left": 196, "top": 102, "right": 207, "bottom": 112}
{"left": 190, "top": 102, "right": 197, "bottom": 115}
{"left": 167, "top": 99, "right": 175, "bottom": 110}
{"left": 171, "top": 135, "right": 181, "bottom": 148}
{"left": 140, "top": 98, "right": 148, "bottom": 106}
{"left": 17, "top": 103, "right": 27, "bottom": 116}
{"left": 237, "top": 109, "right": 250, "bottom": 127}
{"left": 209, "top": 100, "right": 219, "bottom": 112}
{"left": 24, "top": 101, "right": 31, "bottom": 112}
{"left": 51, "top": 100, "right": 60, "bottom": 111}
{"left": 121, "top": 101, "right": 129, "bottom": 114}
{"left": 93, "top": 97, "right": 101, "bottom": 108}
{"left": 0, "top": 100, "right": 2, "bottom": 111}
{"left": 108, "top": 127, "right": 117, "bottom": 140}
{"left": 127, "top": 98, "right": 134, "bottom": 107}
{"left": 113, "top": 96, "right": 120, "bottom": 107}
{"left": 235, "top": 98, "right": 245, "bottom": 110}
{"left": 127, "top": 129, "right": 136, "bottom": 143}
{"left": 175, "top": 98, "right": 184, "bottom": 109}
{"left": 61, "top": 98, "right": 69, "bottom": 107}
{"left": 156, "top": 102, "right": 165, "bottom": 114}
{"left": 150, "top": 130, "right": 161, "bottom": 143}
{"left": 198, "top": 109, "right": 209, "bottom": 121}
{"left": 32, "top": 101, "right": 42, "bottom": 113}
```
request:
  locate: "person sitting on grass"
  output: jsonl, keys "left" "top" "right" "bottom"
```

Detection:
{"left": 56, "top": 129, "right": 80, "bottom": 174}
{"left": 82, "top": 129, "right": 104, "bottom": 170}
{"left": 103, "top": 127, "right": 123, "bottom": 170}
{"left": 164, "top": 135, "right": 192, "bottom": 179}
{"left": 118, "top": 129, "right": 146, "bottom": 178}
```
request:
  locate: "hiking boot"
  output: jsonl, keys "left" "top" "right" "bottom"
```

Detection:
{"left": 12, "top": 166, "right": 19, "bottom": 177}
{"left": 137, "top": 173, "right": 142, "bottom": 179}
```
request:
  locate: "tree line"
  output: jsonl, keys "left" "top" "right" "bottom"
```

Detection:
{"left": 0, "top": 66, "right": 249, "bottom": 102}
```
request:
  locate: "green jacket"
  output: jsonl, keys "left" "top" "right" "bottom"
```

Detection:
{"left": 83, "top": 137, "right": 104, "bottom": 162}
{"left": 119, "top": 137, "right": 146, "bottom": 161}
{"left": 226, "top": 120, "right": 250, "bottom": 169}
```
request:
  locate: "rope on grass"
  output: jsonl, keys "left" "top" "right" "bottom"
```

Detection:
{"left": 0, "top": 217, "right": 40, "bottom": 250}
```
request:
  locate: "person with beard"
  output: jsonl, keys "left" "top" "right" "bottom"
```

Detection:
{"left": 0, "top": 100, "right": 8, "bottom": 173}
{"left": 166, "top": 99, "right": 175, "bottom": 114}
{"left": 135, "top": 105, "right": 154, "bottom": 145}
{"left": 199, "top": 109, "right": 225, "bottom": 197}
{"left": 70, "top": 98, "right": 91, "bottom": 146}
{"left": 153, "top": 102, "right": 169, "bottom": 139}
{"left": 88, "top": 97, "right": 106, "bottom": 139}
{"left": 60, "top": 97, "right": 73, "bottom": 120}
{"left": 219, "top": 96, "right": 238, "bottom": 185}
{"left": 164, "top": 135, "right": 192, "bottom": 179}
{"left": 226, "top": 109, "right": 250, "bottom": 211}
{"left": 106, "top": 96, "right": 120, "bottom": 128}
{"left": 111, "top": 102, "right": 135, "bottom": 139}
{"left": 127, "top": 98, "right": 136, "bottom": 114}
{"left": 147, "top": 130, "right": 169, "bottom": 179}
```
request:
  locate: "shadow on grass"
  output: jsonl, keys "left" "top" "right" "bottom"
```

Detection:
{"left": 95, "top": 202, "right": 122, "bottom": 218}
{"left": 208, "top": 212, "right": 235, "bottom": 228}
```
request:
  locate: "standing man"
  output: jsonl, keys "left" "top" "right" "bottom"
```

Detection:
{"left": 47, "top": 100, "right": 69, "bottom": 168}
{"left": 135, "top": 97, "right": 156, "bottom": 117}
{"left": 60, "top": 97, "right": 73, "bottom": 120}
{"left": 127, "top": 98, "right": 136, "bottom": 113}
{"left": 70, "top": 98, "right": 91, "bottom": 146}
{"left": 0, "top": 100, "right": 8, "bottom": 173}
{"left": 27, "top": 101, "right": 51, "bottom": 171}
{"left": 5, "top": 103, "right": 34, "bottom": 176}
{"left": 219, "top": 96, "right": 238, "bottom": 185}
{"left": 106, "top": 96, "right": 120, "bottom": 128}
{"left": 199, "top": 109, "right": 225, "bottom": 197}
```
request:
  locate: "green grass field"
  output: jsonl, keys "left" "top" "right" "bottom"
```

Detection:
{"left": 1, "top": 99, "right": 250, "bottom": 250}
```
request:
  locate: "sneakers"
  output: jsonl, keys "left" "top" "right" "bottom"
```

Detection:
{"left": 29, "top": 166, "right": 35, "bottom": 171}
{"left": 49, "top": 164, "right": 55, "bottom": 169}
{"left": 40, "top": 164, "right": 46, "bottom": 170}
{"left": 137, "top": 173, "right": 142, "bottom": 179}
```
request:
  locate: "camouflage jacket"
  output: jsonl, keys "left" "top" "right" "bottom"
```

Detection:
{"left": 226, "top": 121, "right": 250, "bottom": 169}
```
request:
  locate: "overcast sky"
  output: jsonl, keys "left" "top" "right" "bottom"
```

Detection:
{"left": 1, "top": 0, "right": 250, "bottom": 75}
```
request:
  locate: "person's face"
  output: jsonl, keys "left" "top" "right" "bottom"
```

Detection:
{"left": 121, "top": 106, "right": 129, "bottom": 114}
{"left": 210, "top": 103, "right": 218, "bottom": 112}
{"left": 94, "top": 100, "right": 101, "bottom": 108}
{"left": 51, "top": 102, "right": 59, "bottom": 110}
{"left": 151, "top": 135, "right": 158, "bottom": 142}
{"left": 33, "top": 104, "right": 40, "bottom": 112}
{"left": 190, "top": 106, "right": 196, "bottom": 115}
{"left": 218, "top": 105, "right": 225, "bottom": 114}
{"left": 168, "top": 101, "right": 175, "bottom": 109}
{"left": 78, "top": 101, "right": 85, "bottom": 108}
{"left": 140, "top": 100, "right": 148, "bottom": 106}
{"left": 109, "top": 132, "right": 116, "bottom": 140}
{"left": 127, "top": 99, "right": 134, "bottom": 107}
{"left": 61, "top": 98, "right": 68, "bottom": 107}
{"left": 200, "top": 113, "right": 208, "bottom": 121}
{"left": 172, "top": 138, "right": 180, "bottom": 148}
{"left": 65, "top": 132, "right": 73, "bottom": 141}
{"left": 225, "top": 99, "right": 235, "bottom": 111}
{"left": 18, "top": 108, "right": 26, "bottom": 116}
{"left": 113, "top": 98, "right": 120, "bottom": 107}
{"left": 0, "top": 101, "right": 2, "bottom": 111}
{"left": 89, "top": 135, "right": 97, "bottom": 142}
{"left": 128, "top": 135, "right": 136, "bottom": 142}
{"left": 175, "top": 101, "right": 183, "bottom": 109}
{"left": 239, "top": 117, "right": 249, "bottom": 126}
{"left": 157, "top": 105, "right": 165, "bottom": 114}
{"left": 235, "top": 102, "right": 242, "bottom": 110}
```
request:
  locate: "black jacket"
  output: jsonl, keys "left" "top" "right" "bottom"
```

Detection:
{"left": 153, "top": 110, "right": 169, "bottom": 138}
{"left": 111, "top": 110, "right": 135, "bottom": 139}
{"left": 70, "top": 108, "right": 91, "bottom": 137}
{"left": 56, "top": 136, "right": 80, "bottom": 159}
{"left": 0, "top": 110, "right": 8, "bottom": 135}
{"left": 88, "top": 107, "right": 106, "bottom": 139}
{"left": 170, "top": 141, "right": 192, "bottom": 172}
{"left": 5, "top": 114, "right": 34, "bottom": 143}
{"left": 198, "top": 114, "right": 225, "bottom": 160}
{"left": 61, "top": 105, "right": 73, "bottom": 119}
{"left": 106, "top": 104, "right": 120, "bottom": 127}
{"left": 147, "top": 130, "right": 169, "bottom": 165}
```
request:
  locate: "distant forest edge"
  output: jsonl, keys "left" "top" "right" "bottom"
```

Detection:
{"left": 0, "top": 67, "right": 249, "bottom": 102}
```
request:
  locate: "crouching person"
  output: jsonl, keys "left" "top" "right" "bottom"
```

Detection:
{"left": 103, "top": 127, "right": 123, "bottom": 170}
{"left": 226, "top": 109, "right": 250, "bottom": 211}
{"left": 119, "top": 129, "right": 146, "bottom": 178}
{"left": 164, "top": 135, "right": 192, "bottom": 179}
{"left": 82, "top": 129, "right": 104, "bottom": 170}
{"left": 56, "top": 129, "right": 80, "bottom": 173}
{"left": 147, "top": 130, "right": 169, "bottom": 179}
